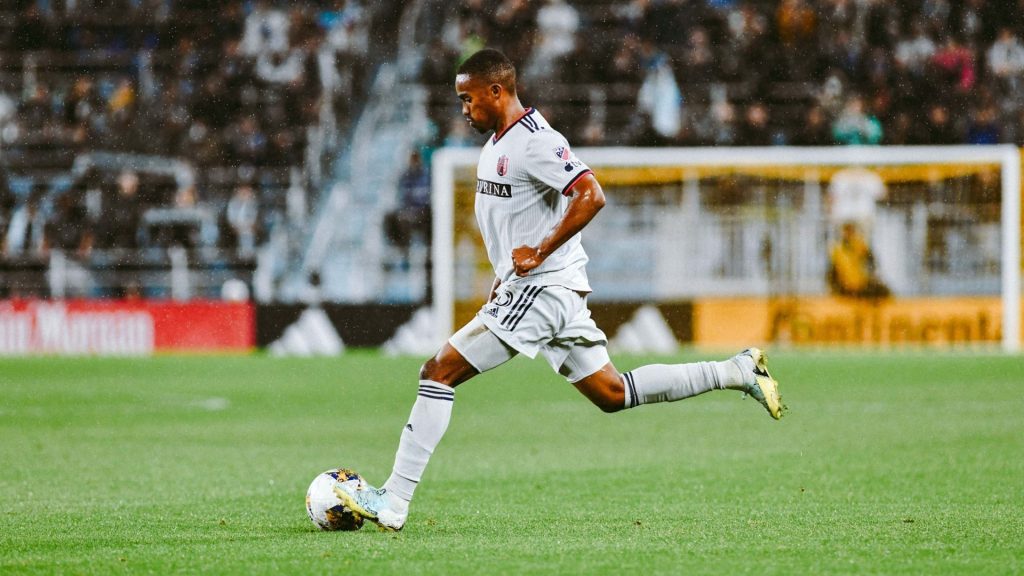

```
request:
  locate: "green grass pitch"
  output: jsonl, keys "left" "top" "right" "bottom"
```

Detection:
{"left": 1, "top": 351, "right": 1022, "bottom": 575}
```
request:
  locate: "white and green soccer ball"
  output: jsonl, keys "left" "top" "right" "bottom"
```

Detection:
{"left": 305, "top": 468, "right": 366, "bottom": 531}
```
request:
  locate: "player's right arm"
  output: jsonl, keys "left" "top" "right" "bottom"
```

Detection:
{"left": 511, "top": 174, "right": 604, "bottom": 276}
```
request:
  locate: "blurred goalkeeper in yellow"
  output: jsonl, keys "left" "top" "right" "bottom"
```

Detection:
{"left": 335, "top": 49, "right": 786, "bottom": 531}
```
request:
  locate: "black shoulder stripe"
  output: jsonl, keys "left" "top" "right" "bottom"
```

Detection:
{"left": 561, "top": 169, "right": 593, "bottom": 196}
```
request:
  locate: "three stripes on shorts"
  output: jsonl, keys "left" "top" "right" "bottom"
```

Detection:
{"left": 417, "top": 286, "right": 546, "bottom": 404}
{"left": 500, "top": 285, "right": 546, "bottom": 331}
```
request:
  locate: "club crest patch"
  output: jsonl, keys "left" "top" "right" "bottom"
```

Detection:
{"left": 497, "top": 155, "right": 509, "bottom": 176}
{"left": 553, "top": 146, "right": 571, "bottom": 160}
{"left": 494, "top": 291, "right": 513, "bottom": 307}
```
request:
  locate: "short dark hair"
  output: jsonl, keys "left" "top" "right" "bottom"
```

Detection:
{"left": 457, "top": 48, "right": 517, "bottom": 92}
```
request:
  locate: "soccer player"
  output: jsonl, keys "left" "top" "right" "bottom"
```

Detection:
{"left": 335, "top": 49, "right": 785, "bottom": 531}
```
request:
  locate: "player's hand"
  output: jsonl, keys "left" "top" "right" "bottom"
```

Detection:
{"left": 512, "top": 245, "right": 544, "bottom": 276}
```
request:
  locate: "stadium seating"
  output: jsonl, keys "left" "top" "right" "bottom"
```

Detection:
{"left": 2, "top": 1, "right": 1023, "bottom": 302}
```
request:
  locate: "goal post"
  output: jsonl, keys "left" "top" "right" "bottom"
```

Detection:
{"left": 432, "top": 146, "right": 1021, "bottom": 352}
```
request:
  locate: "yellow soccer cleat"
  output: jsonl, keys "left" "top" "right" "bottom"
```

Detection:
{"left": 332, "top": 482, "right": 407, "bottom": 532}
{"left": 738, "top": 347, "right": 786, "bottom": 420}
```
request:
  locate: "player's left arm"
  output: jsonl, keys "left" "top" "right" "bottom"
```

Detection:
{"left": 512, "top": 173, "right": 605, "bottom": 276}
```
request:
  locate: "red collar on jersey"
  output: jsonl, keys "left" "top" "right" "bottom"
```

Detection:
{"left": 492, "top": 107, "right": 535, "bottom": 144}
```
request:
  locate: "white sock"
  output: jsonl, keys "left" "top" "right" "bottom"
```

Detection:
{"left": 622, "top": 355, "right": 754, "bottom": 408}
{"left": 382, "top": 380, "right": 454, "bottom": 504}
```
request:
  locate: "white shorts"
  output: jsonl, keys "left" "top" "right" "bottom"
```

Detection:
{"left": 449, "top": 282, "right": 610, "bottom": 383}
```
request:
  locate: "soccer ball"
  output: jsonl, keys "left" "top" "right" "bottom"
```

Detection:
{"left": 305, "top": 468, "right": 366, "bottom": 531}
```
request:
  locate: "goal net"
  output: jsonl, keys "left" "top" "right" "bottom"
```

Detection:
{"left": 432, "top": 146, "right": 1021, "bottom": 352}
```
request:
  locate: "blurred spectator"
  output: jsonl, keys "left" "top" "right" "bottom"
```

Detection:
{"left": 108, "top": 78, "right": 136, "bottom": 122}
{"left": 709, "top": 100, "right": 739, "bottom": 146}
{"left": 737, "top": 102, "right": 772, "bottom": 146}
{"left": 894, "top": 22, "right": 936, "bottom": 75}
{"left": 681, "top": 27, "right": 716, "bottom": 88}
{"left": 491, "top": 0, "right": 536, "bottom": 65}
{"left": 324, "top": 0, "right": 369, "bottom": 57}
{"left": 931, "top": 36, "right": 976, "bottom": 94}
{"left": 226, "top": 117, "right": 268, "bottom": 163}
{"left": 952, "top": 0, "right": 996, "bottom": 48}
{"left": 987, "top": 28, "right": 1024, "bottom": 91}
{"left": 720, "top": 2, "right": 769, "bottom": 81}
{"left": 225, "top": 184, "right": 260, "bottom": 258}
{"left": 609, "top": 34, "right": 643, "bottom": 85}
{"left": 3, "top": 193, "right": 48, "bottom": 259}
{"left": 864, "top": 0, "right": 900, "bottom": 50}
{"left": 64, "top": 77, "right": 101, "bottom": 131}
{"left": 791, "top": 105, "right": 831, "bottom": 146}
{"left": 884, "top": 111, "right": 915, "bottom": 145}
{"left": 384, "top": 151, "right": 431, "bottom": 262}
{"left": 828, "top": 222, "right": 890, "bottom": 299}
{"left": 966, "top": 104, "right": 1002, "bottom": 145}
{"left": 612, "top": 0, "right": 651, "bottom": 35}
{"left": 47, "top": 191, "right": 92, "bottom": 258}
{"left": 636, "top": 40, "right": 682, "bottom": 140}
{"left": 182, "top": 120, "right": 221, "bottom": 168}
{"left": 153, "top": 186, "right": 204, "bottom": 250}
{"left": 821, "top": 29, "right": 863, "bottom": 82}
{"left": 776, "top": 0, "right": 815, "bottom": 47}
{"left": 921, "top": 0, "right": 952, "bottom": 32}
{"left": 689, "top": 98, "right": 737, "bottom": 146}
{"left": 821, "top": 0, "right": 855, "bottom": 33}
{"left": 726, "top": 2, "right": 768, "bottom": 51}
{"left": 421, "top": 37, "right": 460, "bottom": 86}
{"left": 776, "top": 0, "right": 815, "bottom": 78}
{"left": 99, "top": 170, "right": 142, "bottom": 250}
{"left": 888, "top": 59, "right": 927, "bottom": 115}
{"left": 241, "top": 0, "right": 290, "bottom": 56}
{"left": 19, "top": 84, "right": 53, "bottom": 133}
{"left": 832, "top": 95, "right": 882, "bottom": 145}
{"left": 816, "top": 70, "right": 848, "bottom": 117}
{"left": 524, "top": 0, "right": 578, "bottom": 81}
{"left": 445, "top": 3, "right": 488, "bottom": 63}
{"left": 320, "top": 1, "right": 369, "bottom": 116}
{"left": 921, "top": 103, "right": 960, "bottom": 144}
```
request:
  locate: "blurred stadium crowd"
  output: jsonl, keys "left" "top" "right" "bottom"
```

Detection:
{"left": 0, "top": 0, "right": 1021, "bottom": 299}
{"left": 0, "top": 0, "right": 389, "bottom": 297}
{"left": 423, "top": 0, "right": 1024, "bottom": 148}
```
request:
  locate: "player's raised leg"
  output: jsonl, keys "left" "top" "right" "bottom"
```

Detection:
{"left": 572, "top": 348, "right": 785, "bottom": 419}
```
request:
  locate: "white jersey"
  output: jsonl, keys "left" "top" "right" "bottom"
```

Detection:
{"left": 474, "top": 107, "right": 593, "bottom": 292}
